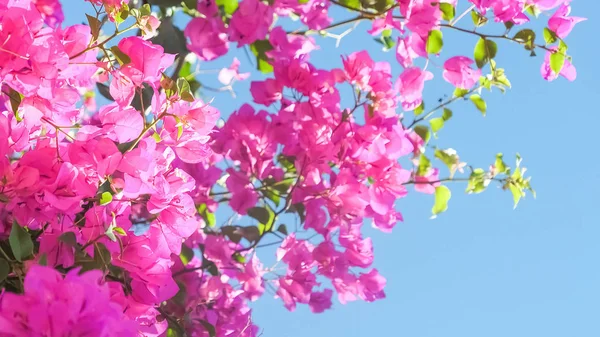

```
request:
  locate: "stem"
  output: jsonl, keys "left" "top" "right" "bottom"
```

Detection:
{"left": 70, "top": 24, "right": 137, "bottom": 59}
{"left": 407, "top": 85, "right": 481, "bottom": 129}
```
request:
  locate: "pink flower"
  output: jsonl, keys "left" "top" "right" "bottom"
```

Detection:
{"left": 229, "top": 0, "right": 274, "bottom": 46}
{"left": 395, "top": 67, "right": 433, "bottom": 111}
{"left": 0, "top": 266, "right": 138, "bottom": 336}
{"left": 548, "top": 3, "right": 586, "bottom": 39}
{"left": 218, "top": 58, "right": 250, "bottom": 85}
{"left": 309, "top": 289, "right": 333, "bottom": 313}
{"left": 118, "top": 37, "right": 175, "bottom": 85}
{"left": 357, "top": 269, "right": 386, "bottom": 302}
{"left": 250, "top": 79, "right": 283, "bottom": 106}
{"left": 184, "top": 16, "right": 229, "bottom": 61}
{"left": 396, "top": 34, "right": 427, "bottom": 68}
{"left": 32, "top": 0, "right": 64, "bottom": 27}
{"left": 442, "top": 56, "right": 482, "bottom": 89}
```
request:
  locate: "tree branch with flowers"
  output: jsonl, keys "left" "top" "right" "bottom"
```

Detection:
{"left": 0, "top": 0, "right": 585, "bottom": 336}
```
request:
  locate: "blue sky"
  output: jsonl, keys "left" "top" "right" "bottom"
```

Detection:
{"left": 63, "top": 1, "right": 600, "bottom": 336}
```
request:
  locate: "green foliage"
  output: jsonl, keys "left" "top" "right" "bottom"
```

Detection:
{"left": 250, "top": 40, "right": 274, "bottom": 74}
{"left": 99, "top": 192, "right": 113, "bottom": 206}
{"left": 197, "top": 203, "right": 216, "bottom": 227}
{"left": 474, "top": 38, "right": 497, "bottom": 68}
{"left": 414, "top": 125, "right": 431, "bottom": 144}
{"left": 9, "top": 222, "right": 33, "bottom": 262}
{"left": 248, "top": 206, "right": 275, "bottom": 234}
{"left": 439, "top": 3, "right": 455, "bottom": 21}
{"left": 180, "top": 244, "right": 195, "bottom": 265}
{"left": 469, "top": 94, "right": 487, "bottom": 115}
{"left": 513, "top": 29, "right": 536, "bottom": 51}
{"left": 86, "top": 14, "right": 101, "bottom": 42}
{"left": 0, "top": 259, "right": 9, "bottom": 283}
{"left": 426, "top": 30, "right": 443, "bottom": 54}
{"left": 550, "top": 40, "right": 568, "bottom": 74}
{"left": 432, "top": 186, "right": 451, "bottom": 217}
{"left": 110, "top": 46, "right": 131, "bottom": 66}
{"left": 543, "top": 28, "right": 558, "bottom": 45}
{"left": 471, "top": 10, "right": 488, "bottom": 27}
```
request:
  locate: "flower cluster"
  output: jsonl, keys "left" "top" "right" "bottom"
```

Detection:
{"left": 0, "top": 0, "right": 583, "bottom": 336}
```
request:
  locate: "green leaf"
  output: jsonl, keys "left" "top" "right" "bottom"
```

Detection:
{"left": 232, "top": 252, "right": 246, "bottom": 264}
{"left": 508, "top": 182, "right": 522, "bottom": 208}
{"left": 197, "top": 203, "right": 216, "bottom": 227}
{"left": 426, "top": 30, "right": 443, "bottom": 54}
{"left": 0, "top": 258, "right": 10, "bottom": 283}
{"left": 9, "top": 221, "right": 33, "bottom": 262}
{"left": 216, "top": 0, "right": 239, "bottom": 14}
{"left": 442, "top": 108, "right": 452, "bottom": 121}
{"left": 180, "top": 244, "right": 194, "bottom": 265}
{"left": 439, "top": 3, "right": 455, "bottom": 21}
{"left": 150, "top": 18, "right": 188, "bottom": 56}
{"left": 434, "top": 149, "right": 458, "bottom": 171}
{"left": 466, "top": 168, "right": 488, "bottom": 194}
{"left": 86, "top": 14, "right": 102, "bottom": 42}
{"left": 3, "top": 86, "right": 23, "bottom": 121}
{"left": 474, "top": 38, "right": 497, "bottom": 68}
{"left": 110, "top": 46, "right": 131, "bottom": 66}
{"left": 241, "top": 226, "right": 261, "bottom": 243}
{"left": 250, "top": 40, "right": 274, "bottom": 74}
{"left": 470, "top": 10, "right": 488, "bottom": 27}
{"left": 543, "top": 27, "right": 558, "bottom": 45}
{"left": 286, "top": 203, "right": 306, "bottom": 224}
{"left": 277, "top": 224, "right": 288, "bottom": 236}
{"left": 198, "top": 319, "right": 216, "bottom": 337}
{"left": 550, "top": 41, "right": 567, "bottom": 74}
{"left": 414, "top": 125, "right": 431, "bottom": 144}
{"left": 176, "top": 78, "right": 195, "bottom": 102}
{"left": 99, "top": 191, "right": 113, "bottom": 205}
{"left": 248, "top": 206, "right": 275, "bottom": 233}
{"left": 264, "top": 188, "right": 281, "bottom": 206}
{"left": 414, "top": 102, "right": 425, "bottom": 115}
{"left": 429, "top": 117, "right": 444, "bottom": 135}
{"left": 93, "top": 242, "right": 112, "bottom": 270}
{"left": 432, "top": 186, "right": 451, "bottom": 216}
{"left": 58, "top": 232, "right": 78, "bottom": 247}
{"left": 494, "top": 153, "right": 508, "bottom": 175}
{"left": 38, "top": 253, "right": 48, "bottom": 266}
{"left": 339, "top": 0, "right": 361, "bottom": 10}
{"left": 417, "top": 154, "right": 431, "bottom": 176}
{"left": 453, "top": 88, "right": 469, "bottom": 98}
{"left": 469, "top": 94, "right": 487, "bottom": 115}
{"left": 513, "top": 29, "right": 536, "bottom": 51}
{"left": 504, "top": 21, "right": 515, "bottom": 31}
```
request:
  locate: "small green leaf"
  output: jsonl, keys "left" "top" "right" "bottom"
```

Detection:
{"left": 110, "top": 46, "right": 131, "bottom": 66}
{"left": 432, "top": 186, "right": 451, "bottom": 216}
{"left": 9, "top": 221, "right": 33, "bottom": 262}
{"left": 453, "top": 88, "right": 469, "bottom": 98}
{"left": 99, "top": 191, "right": 113, "bottom": 205}
{"left": 59, "top": 232, "right": 77, "bottom": 247}
{"left": 4, "top": 86, "right": 23, "bottom": 121}
{"left": 508, "top": 182, "right": 522, "bottom": 209}
{"left": 232, "top": 252, "right": 246, "bottom": 264}
{"left": 469, "top": 94, "right": 487, "bottom": 115}
{"left": 414, "top": 102, "right": 425, "bottom": 115}
{"left": 250, "top": 40, "right": 274, "bottom": 74}
{"left": 176, "top": 78, "right": 195, "bottom": 102}
{"left": 442, "top": 108, "right": 452, "bottom": 121}
{"left": 543, "top": 27, "right": 558, "bottom": 45}
{"left": 198, "top": 319, "right": 216, "bottom": 337}
{"left": 277, "top": 224, "right": 288, "bottom": 236}
{"left": 439, "top": 3, "right": 455, "bottom": 21}
{"left": 248, "top": 206, "right": 275, "bottom": 233}
{"left": 550, "top": 41, "right": 567, "bottom": 74}
{"left": 426, "top": 30, "right": 443, "bottom": 54}
{"left": 0, "top": 258, "right": 10, "bottom": 282}
{"left": 38, "top": 253, "right": 48, "bottom": 266}
{"left": 429, "top": 117, "right": 444, "bottom": 135}
{"left": 471, "top": 10, "right": 488, "bottom": 27}
{"left": 435, "top": 149, "right": 458, "bottom": 171}
{"left": 216, "top": 0, "right": 239, "bottom": 14}
{"left": 414, "top": 125, "right": 431, "bottom": 144}
{"left": 417, "top": 154, "right": 431, "bottom": 176}
{"left": 494, "top": 153, "right": 508, "bottom": 175}
{"left": 86, "top": 14, "right": 102, "bottom": 42}
{"left": 180, "top": 244, "right": 194, "bottom": 265}
{"left": 474, "top": 38, "right": 497, "bottom": 68}
{"left": 513, "top": 29, "right": 536, "bottom": 51}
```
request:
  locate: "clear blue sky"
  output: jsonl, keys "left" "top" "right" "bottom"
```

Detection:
{"left": 63, "top": 1, "right": 600, "bottom": 336}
